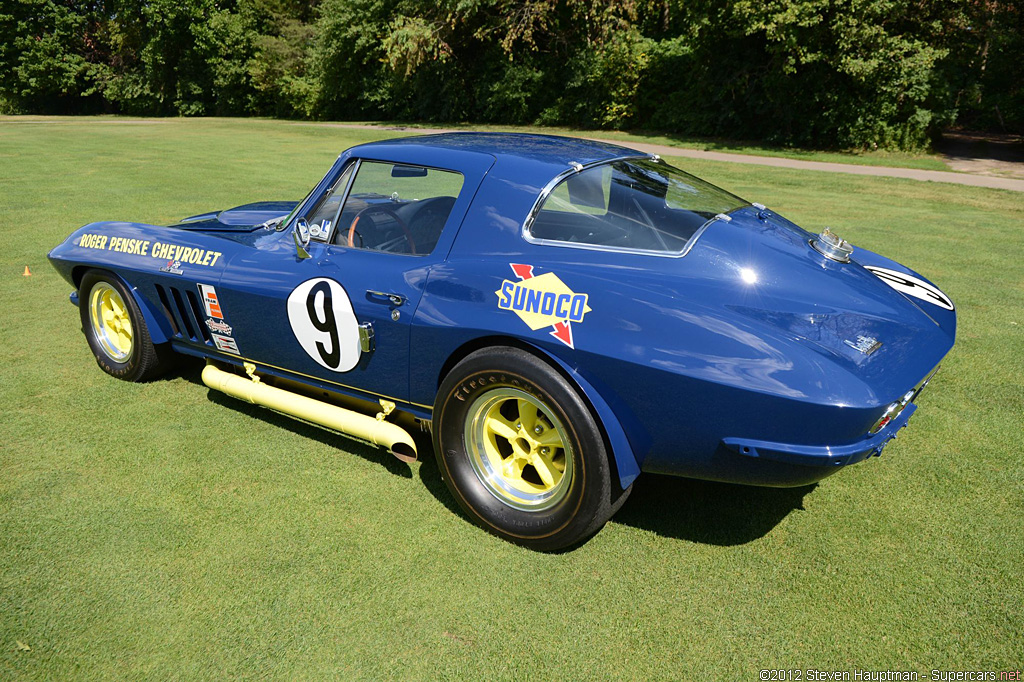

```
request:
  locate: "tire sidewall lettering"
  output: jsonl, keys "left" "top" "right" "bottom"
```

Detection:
{"left": 81, "top": 273, "right": 146, "bottom": 380}
{"left": 433, "top": 348, "right": 614, "bottom": 549}
{"left": 438, "top": 367, "right": 585, "bottom": 537}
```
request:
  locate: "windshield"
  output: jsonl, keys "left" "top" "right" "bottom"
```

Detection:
{"left": 527, "top": 158, "right": 747, "bottom": 255}
{"left": 277, "top": 186, "right": 315, "bottom": 231}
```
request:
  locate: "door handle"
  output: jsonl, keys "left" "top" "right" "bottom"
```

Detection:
{"left": 366, "top": 290, "right": 405, "bottom": 306}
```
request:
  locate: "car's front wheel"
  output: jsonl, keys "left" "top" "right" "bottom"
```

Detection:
{"left": 79, "top": 271, "right": 170, "bottom": 382}
{"left": 434, "top": 347, "right": 617, "bottom": 550}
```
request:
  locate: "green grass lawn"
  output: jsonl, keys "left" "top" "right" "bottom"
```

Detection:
{"left": 1, "top": 117, "right": 1021, "bottom": 680}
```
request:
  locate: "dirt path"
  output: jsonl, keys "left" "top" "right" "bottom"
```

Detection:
{"left": 935, "top": 131, "right": 1024, "bottom": 180}
{"left": 309, "top": 123, "right": 1024, "bottom": 193}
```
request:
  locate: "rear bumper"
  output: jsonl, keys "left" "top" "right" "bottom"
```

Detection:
{"left": 722, "top": 403, "right": 917, "bottom": 468}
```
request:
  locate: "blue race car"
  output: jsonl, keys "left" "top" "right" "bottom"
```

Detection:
{"left": 49, "top": 133, "right": 956, "bottom": 550}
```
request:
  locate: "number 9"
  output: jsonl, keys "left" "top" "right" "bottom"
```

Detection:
{"left": 287, "top": 278, "right": 361, "bottom": 372}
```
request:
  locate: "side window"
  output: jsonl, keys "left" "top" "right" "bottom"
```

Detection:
{"left": 332, "top": 161, "right": 464, "bottom": 256}
{"left": 305, "top": 164, "right": 354, "bottom": 243}
{"left": 526, "top": 159, "right": 746, "bottom": 255}
{"left": 543, "top": 165, "right": 611, "bottom": 215}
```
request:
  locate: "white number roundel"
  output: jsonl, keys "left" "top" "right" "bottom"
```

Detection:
{"left": 287, "top": 278, "right": 361, "bottom": 372}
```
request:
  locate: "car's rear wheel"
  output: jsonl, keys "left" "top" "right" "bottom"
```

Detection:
{"left": 79, "top": 271, "right": 170, "bottom": 382}
{"left": 434, "top": 347, "right": 617, "bottom": 550}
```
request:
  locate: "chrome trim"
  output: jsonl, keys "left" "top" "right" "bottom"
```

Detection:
{"left": 868, "top": 366, "right": 939, "bottom": 434}
{"left": 520, "top": 154, "right": 739, "bottom": 259}
{"left": 569, "top": 161, "right": 583, "bottom": 172}
{"left": 521, "top": 154, "right": 648, "bottom": 234}
{"left": 284, "top": 158, "right": 359, "bottom": 236}
{"left": 293, "top": 219, "right": 312, "bottom": 260}
{"left": 358, "top": 322, "right": 375, "bottom": 353}
{"left": 367, "top": 289, "right": 405, "bottom": 306}
{"left": 811, "top": 228, "right": 854, "bottom": 263}
{"left": 322, "top": 159, "right": 360, "bottom": 244}
{"left": 868, "top": 401, "right": 902, "bottom": 435}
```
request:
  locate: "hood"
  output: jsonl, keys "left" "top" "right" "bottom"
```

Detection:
{"left": 171, "top": 201, "right": 297, "bottom": 232}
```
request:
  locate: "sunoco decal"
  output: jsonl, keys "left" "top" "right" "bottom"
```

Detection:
{"left": 864, "top": 266, "right": 954, "bottom": 311}
{"left": 496, "top": 263, "right": 592, "bottom": 348}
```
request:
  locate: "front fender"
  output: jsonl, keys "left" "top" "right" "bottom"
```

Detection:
{"left": 49, "top": 221, "right": 235, "bottom": 346}
{"left": 73, "top": 268, "right": 175, "bottom": 345}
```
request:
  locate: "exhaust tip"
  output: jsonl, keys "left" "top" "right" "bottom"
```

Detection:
{"left": 391, "top": 443, "right": 418, "bottom": 463}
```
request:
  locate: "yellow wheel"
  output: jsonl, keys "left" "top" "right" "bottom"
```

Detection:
{"left": 79, "top": 271, "right": 171, "bottom": 382}
{"left": 434, "top": 347, "right": 617, "bottom": 551}
{"left": 88, "top": 281, "right": 134, "bottom": 362}
{"left": 465, "top": 388, "right": 573, "bottom": 511}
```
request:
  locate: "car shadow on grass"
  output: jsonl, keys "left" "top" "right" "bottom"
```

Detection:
{"left": 169, "top": 357, "right": 813, "bottom": 547}
{"left": 610, "top": 474, "right": 816, "bottom": 546}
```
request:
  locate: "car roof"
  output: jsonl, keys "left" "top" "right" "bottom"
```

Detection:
{"left": 347, "top": 132, "right": 646, "bottom": 179}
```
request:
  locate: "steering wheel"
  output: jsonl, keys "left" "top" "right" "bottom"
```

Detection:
{"left": 347, "top": 206, "right": 417, "bottom": 254}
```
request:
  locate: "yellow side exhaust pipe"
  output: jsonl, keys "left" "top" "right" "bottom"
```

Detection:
{"left": 202, "top": 363, "right": 417, "bottom": 462}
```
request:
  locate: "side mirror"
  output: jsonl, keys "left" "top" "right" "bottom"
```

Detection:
{"left": 293, "top": 218, "right": 312, "bottom": 260}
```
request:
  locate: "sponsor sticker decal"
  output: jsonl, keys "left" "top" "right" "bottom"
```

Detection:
{"left": 160, "top": 260, "right": 184, "bottom": 275}
{"left": 864, "top": 266, "right": 954, "bottom": 311}
{"left": 205, "top": 318, "right": 232, "bottom": 335}
{"left": 76, "top": 232, "right": 223, "bottom": 268}
{"left": 198, "top": 284, "right": 223, "bottom": 319}
{"left": 495, "top": 263, "right": 592, "bottom": 348}
{"left": 211, "top": 333, "right": 239, "bottom": 354}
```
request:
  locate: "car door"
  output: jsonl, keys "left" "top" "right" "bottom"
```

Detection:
{"left": 212, "top": 154, "right": 487, "bottom": 408}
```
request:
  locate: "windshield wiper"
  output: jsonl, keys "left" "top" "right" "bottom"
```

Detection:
{"left": 260, "top": 214, "right": 290, "bottom": 230}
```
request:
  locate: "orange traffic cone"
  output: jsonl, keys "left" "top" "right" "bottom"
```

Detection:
{"left": 23, "top": 265, "right": 32, "bottom": 277}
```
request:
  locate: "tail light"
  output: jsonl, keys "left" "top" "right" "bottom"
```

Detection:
{"left": 868, "top": 367, "right": 939, "bottom": 434}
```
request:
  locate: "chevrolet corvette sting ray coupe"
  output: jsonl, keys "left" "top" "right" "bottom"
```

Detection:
{"left": 48, "top": 133, "right": 956, "bottom": 550}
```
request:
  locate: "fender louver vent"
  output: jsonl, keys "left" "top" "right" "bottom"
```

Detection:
{"left": 154, "top": 284, "right": 212, "bottom": 344}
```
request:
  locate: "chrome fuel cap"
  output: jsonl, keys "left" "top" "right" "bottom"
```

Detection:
{"left": 811, "top": 227, "right": 854, "bottom": 262}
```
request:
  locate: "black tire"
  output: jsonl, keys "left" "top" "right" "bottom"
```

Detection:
{"left": 79, "top": 271, "right": 171, "bottom": 382}
{"left": 434, "top": 347, "right": 616, "bottom": 550}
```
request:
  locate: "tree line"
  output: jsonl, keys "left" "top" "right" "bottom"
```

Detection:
{"left": 2, "top": 0, "right": 1020, "bottom": 150}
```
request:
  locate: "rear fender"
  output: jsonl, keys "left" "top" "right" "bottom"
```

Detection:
{"left": 540, "top": 350, "right": 642, "bottom": 490}
{"left": 854, "top": 249, "right": 956, "bottom": 340}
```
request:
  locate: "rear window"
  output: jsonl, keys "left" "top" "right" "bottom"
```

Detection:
{"left": 526, "top": 158, "right": 746, "bottom": 255}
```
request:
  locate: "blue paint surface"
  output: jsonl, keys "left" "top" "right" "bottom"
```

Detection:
{"left": 49, "top": 133, "right": 956, "bottom": 488}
